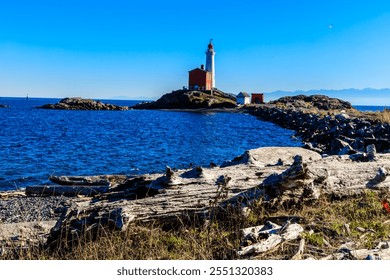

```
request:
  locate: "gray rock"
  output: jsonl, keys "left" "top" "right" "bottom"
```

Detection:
{"left": 366, "top": 144, "right": 377, "bottom": 161}
{"left": 338, "top": 145, "right": 356, "bottom": 156}
{"left": 349, "top": 153, "right": 367, "bottom": 161}
{"left": 331, "top": 138, "right": 352, "bottom": 155}
{"left": 367, "top": 167, "right": 387, "bottom": 188}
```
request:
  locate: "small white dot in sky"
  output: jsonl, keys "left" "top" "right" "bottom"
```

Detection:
{"left": 328, "top": 24, "right": 333, "bottom": 29}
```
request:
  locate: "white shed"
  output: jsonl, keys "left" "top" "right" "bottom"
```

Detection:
{"left": 236, "top": 92, "right": 250, "bottom": 105}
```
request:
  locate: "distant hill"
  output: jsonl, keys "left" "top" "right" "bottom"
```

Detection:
{"left": 110, "top": 95, "right": 155, "bottom": 101}
{"left": 109, "top": 96, "right": 133, "bottom": 100}
{"left": 265, "top": 88, "right": 390, "bottom": 106}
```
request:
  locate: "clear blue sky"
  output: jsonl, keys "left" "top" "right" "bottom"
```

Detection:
{"left": 1, "top": 0, "right": 390, "bottom": 103}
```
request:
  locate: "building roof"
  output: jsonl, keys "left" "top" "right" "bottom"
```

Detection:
{"left": 189, "top": 67, "right": 208, "bottom": 73}
{"left": 237, "top": 92, "right": 250, "bottom": 98}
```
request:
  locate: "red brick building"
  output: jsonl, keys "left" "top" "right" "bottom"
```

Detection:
{"left": 188, "top": 65, "right": 212, "bottom": 90}
{"left": 251, "top": 93, "right": 264, "bottom": 104}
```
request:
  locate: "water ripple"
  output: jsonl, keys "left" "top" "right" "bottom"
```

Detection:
{"left": 0, "top": 98, "right": 301, "bottom": 190}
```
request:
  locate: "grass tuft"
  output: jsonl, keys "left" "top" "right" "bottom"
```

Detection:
{"left": 1, "top": 190, "right": 390, "bottom": 259}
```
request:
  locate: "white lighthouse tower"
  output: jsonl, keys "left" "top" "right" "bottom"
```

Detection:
{"left": 205, "top": 39, "right": 215, "bottom": 88}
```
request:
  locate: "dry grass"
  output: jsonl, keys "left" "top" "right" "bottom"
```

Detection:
{"left": 365, "top": 109, "right": 390, "bottom": 123}
{"left": 1, "top": 191, "right": 390, "bottom": 260}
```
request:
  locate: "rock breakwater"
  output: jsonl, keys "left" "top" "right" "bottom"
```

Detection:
{"left": 249, "top": 95, "right": 390, "bottom": 155}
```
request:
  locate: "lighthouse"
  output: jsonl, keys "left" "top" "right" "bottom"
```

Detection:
{"left": 205, "top": 39, "right": 215, "bottom": 88}
{"left": 188, "top": 40, "right": 216, "bottom": 91}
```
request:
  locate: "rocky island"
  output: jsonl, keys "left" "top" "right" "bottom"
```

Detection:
{"left": 38, "top": 97, "right": 130, "bottom": 110}
{"left": 1, "top": 93, "right": 390, "bottom": 260}
{"left": 132, "top": 89, "right": 237, "bottom": 109}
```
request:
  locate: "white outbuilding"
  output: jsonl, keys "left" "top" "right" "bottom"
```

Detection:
{"left": 236, "top": 92, "right": 250, "bottom": 105}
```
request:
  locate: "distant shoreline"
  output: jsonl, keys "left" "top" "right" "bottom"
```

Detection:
{"left": 0, "top": 96, "right": 388, "bottom": 108}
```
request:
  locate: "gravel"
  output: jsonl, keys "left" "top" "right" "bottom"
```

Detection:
{"left": 0, "top": 195, "right": 71, "bottom": 224}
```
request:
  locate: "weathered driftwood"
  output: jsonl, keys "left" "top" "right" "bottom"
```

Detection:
{"left": 237, "top": 223, "right": 304, "bottom": 256}
{"left": 346, "top": 240, "right": 390, "bottom": 260}
{"left": 0, "top": 191, "right": 25, "bottom": 199}
{"left": 319, "top": 241, "right": 390, "bottom": 260}
{"left": 45, "top": 148, "right": 320, "bottom": 246}
{"left": 0, "top": 221, "right": 56, "bottom": 247}
{"left": 34, "top": 147, "right": 390, "bottom": 247}
{"left": 26, "top": 185, "right": 109, "bottom": 196}
{"left": 49, "top": 175, "right": 127, "bottom": 186}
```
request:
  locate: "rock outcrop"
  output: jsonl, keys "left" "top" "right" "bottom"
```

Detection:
{"left": 132, "top": 89, "right": 237, "bottom": 109}
{"left": 0, "top": 104, "right": 10, "bottom": 108}
{"left": 38, "top": 97, "right": 130, "bottom": 110}
{"left": 270, "top": 94, "right": 353, "bottom": 111}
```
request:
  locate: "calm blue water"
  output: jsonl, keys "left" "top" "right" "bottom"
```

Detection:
{"left": 354, "top": 105, "right": 388, "bottom": 112}
{"left": 0, "top": 97, "right": 301, "bottom": 191}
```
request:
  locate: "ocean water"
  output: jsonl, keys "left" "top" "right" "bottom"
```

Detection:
{"left": 354, "top": 105, "right": 388, "bottom": 112}
{"left": 0, "top": 97, "right": 301, "bottom": 191}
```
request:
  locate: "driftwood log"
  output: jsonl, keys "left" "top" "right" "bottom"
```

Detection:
{"left": 49, "top": 175, "right": 127, "bottom": 186}
{"left": 1, "top": 147, "right": 388, "bottom": 250}
{"left": 24, "top": 175, "right": 129, "bottom": 197}
{"left": 42, "top": 147, "right": 390, "bottom": 248}
{"left": 25, "top": 185, "right": 110, "bottom": 196}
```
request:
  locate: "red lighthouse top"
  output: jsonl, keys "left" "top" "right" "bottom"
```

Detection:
{"left": 208, "top": 39, "right": 213, "bottom": 49}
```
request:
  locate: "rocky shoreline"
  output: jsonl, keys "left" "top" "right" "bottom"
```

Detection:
{"left": 246, "top": 95, "right": 390, "bottom": 156}
{"left": 1, "top": 145, "right": 390, "bottom": 259}
{"left": 1, "top": 94, "right": 390, "bottom": 260}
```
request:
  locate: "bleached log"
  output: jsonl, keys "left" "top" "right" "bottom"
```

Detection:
{"left": 49, "top": 175, "right": 127, "bottom": 186}
{"left": 44, "top": 148, "right": 390, "bottom": 246}
{"left": 238, "top": 234, "right": 283, "bottom": 256}
{"left": 371, "top": 248, "right": 390, "bottom": 260}
{"left": 349, "top": 248, "right": 390, "bottom": 260}
{"left": 0, "top": 191, "right": 25, "bottom": 199}
{"left": 0, "top": 221, "right": 57, "bottom": 246}
{"left": 26, "top": 185, "right": 109, "bottom": 196}
{"left": 237, "top": 223, "right": 304, "bottom": 256}
{"left": 349, "top": 249, "right": 371, "bottom": 260}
